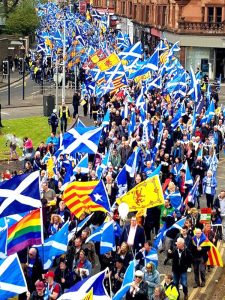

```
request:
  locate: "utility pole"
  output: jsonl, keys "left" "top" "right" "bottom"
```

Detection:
{"left": 55, "top": 55, "right": 59, "bottom": 112}
{"left": 8, "top": 58, "right": 10, "bottom": 106}
{"left": 62, "top": 18, "right": 66, "bottom": 104}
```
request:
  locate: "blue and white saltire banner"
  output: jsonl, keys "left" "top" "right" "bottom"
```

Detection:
{"left": 6, "top": 212, "right": 29, "bottom": 228}
{"left": 164, "top": 190, "right": 182, "bottom": 210}
{"left": 0, "top": 217, "right": 7, "bottom": 259}
{"left": 76, "top": 118, "right": 86, "bottom": 128}
{"left": 144, "top": 247, "right": 158, "bottom": 268}
{"left": 36, "top": 221, "right": 69, "bottom": 270}
{"left": 101, "top": 110, "right": 110, "bottom": 127}
{"left": 90, "top": 180, "right": 111, "bottom": 213}
{"left": 74, "top": 154, "right": 89, "bottom": 174}
{"left": 58, "top": 269, "right": 110, "bottom": 300}
{"left": 183, "top": 161, "right": 193, "bottom": 185}
{"left": 68, "top": 213, "right": 94, "bottom": 242}
{"left": 60, "top": 126, "right": 102, "bottom": 155}
{"left": 113, "top": 260, "right": 135, "bottom": 300}
{"left": 96, "top": 151, "right": 110, "bottom": 179}
{"left": 41, "top": 151, "right": 51, "bottom": 164}
{"left": 118, "top": 41, "right": 143, "bottom": 67}
{"left": 0, "top": 253, "right": 27, "bottom": 299}
{"left": 171, "top": 102, "right": 186, "bottom": 129}
{"left": 125, "top": 147, "right": 140, "bottom": 178}
{"left": 188, "top": 66, "right": 201, "bottom": 102}
{"left": 85, "top": 221, "right": 116, "bottom": 254}
{"left": 151, "top": 120, "right": 164, "bottom": 164}
{"left": 116, "top": 165, "right": 128, "bottom": 198}
{"left": 0, "top": 171, "right": 41, "bottom": 218}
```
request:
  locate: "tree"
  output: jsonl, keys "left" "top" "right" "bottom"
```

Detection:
{"left": 5, "top": 0, "right": 39, "bottom": 36}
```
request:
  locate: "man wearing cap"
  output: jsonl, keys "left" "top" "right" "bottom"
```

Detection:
{"left": 111, "top": 257, "right": 126, "bottom": 294}
{"left": 26, "top": 280, "right": 46, "bottom": 300}
{"left": 54, "top": 257, "right": 73, "bottom": 292}
{"left": 126, "top": 270, "right": 148, "bottom": 300}
{"left": 44, "top": 271, "right": 61, "bottom": 299}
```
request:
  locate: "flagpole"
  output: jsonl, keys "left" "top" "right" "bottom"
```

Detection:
{"left": 55, "top": 54, "right": 59, "bottom": 111}
{"left": 62, "top": 16, "right": 66, "bottom": 104}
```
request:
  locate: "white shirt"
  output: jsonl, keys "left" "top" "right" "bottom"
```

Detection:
{"left": 127, "top": 226, "right": 137, "bottom": 246}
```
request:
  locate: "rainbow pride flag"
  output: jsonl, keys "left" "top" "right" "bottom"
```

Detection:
{"left": 7, "top": 209, "right": 43, "bottom": 255}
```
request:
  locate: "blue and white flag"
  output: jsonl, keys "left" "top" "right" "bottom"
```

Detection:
{"left": 0, "top": 171, "right": 41, "bottom": 218}
{"left": 113, "top": 260, "right": 135, "bottom": 300}
{"left": 116, "top": 165, "right": 128, "bottom": 198}
{"left": 85, "top": 221, "right": 116, "bottom": 254}
{"left": 62, "top": 161, "right": 75, "bottom": 190}
{"left": 96, "top": 152, "right": 110, "bottom": 179}
{"left": 188, "top": 66, "right": 201, "bottom": 102}
{"left": 118, "top": 41, "right": 143, "bottom": 67}
{"left": 151, "top": 120, "right": 164, "bottom": 163}
{"left": 125, "top": 147, "right": 140, "bottom": 178}
{"left": 74, "top": 154, "right": 89, "bottom": 174}
{"left": 144, "top": 247, "right": 158, "bottom": 268}
{"left": 164, "top": 190, "right": 182, "bottom": 209}
{"left": 183, "top": 161, "right": 193, "bottom": 185}
{"left": 0, "top": 253, "right": 27, "bottom": 299}
{"left": 128, "top": 111, "right": 136, "bottom": 135}
{"left": 68, "top": 213, "right": 94, "bottom": 242}
{"left": 76, "top": 118, "right": 86, "bottom": 128}
{"left": 58, "top": 269, "right": 110, "bottom": 300}
{"left": 90, "top": 180, "right": 111, "bottom": 212}
{"left": 36, "top": 221, "right": 69, "bottom": 270}
{"left": 0, "top": 217, "right": 7, "bottom": 259}
{"left": 185, "top": 176, "right": 200, "bottom": 204}
{"left": 171, "top": 102, "right": 186, "bottom": 129}
{"left": 60, "top": 126, "right": 102, "bottom": 155}
{"left": 6, "top": 212, "right": 29, "bottom": 228}
{"left": 101, "top": 110, "right": 110, "bottom": 127}
{"left": 41, "top": 151, "right": 51, "bottom": 164}
{"left": 153, "top": 223, "right": 167, "bottom": 250}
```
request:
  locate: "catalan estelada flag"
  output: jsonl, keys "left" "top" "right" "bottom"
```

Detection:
{"left": 201, "top": 240, "right": 223, "bottom": 267}
{"left": 7, "top": 209, "right": 43, "bottom": 255}
{"left": 63, "top": 181, "right": 107, "bottom": 218}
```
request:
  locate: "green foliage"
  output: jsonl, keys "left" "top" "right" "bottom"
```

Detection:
{"left": 5, "top": 0, "right": 39, "bottom": 35}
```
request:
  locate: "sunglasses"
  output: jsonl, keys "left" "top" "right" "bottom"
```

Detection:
{"left": 135, "top": 276, "right": 142, "bottom": 278}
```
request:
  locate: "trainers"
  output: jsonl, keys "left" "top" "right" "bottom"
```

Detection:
{"left": 179, "top": 284, "right": 183, "bottom": 290}
{"left": 193, "top": 283, "right": 199, "bottom": 288}
{"left": 200, "top": 282, "right": 205, "bottom": 287}
{"left": 187, "top": 267, "right": 192, "bottom": 273}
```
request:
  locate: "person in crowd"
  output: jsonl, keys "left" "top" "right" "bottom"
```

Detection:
{"left": 54, "top": 257, "right": 74, "bottom": 292}
{"left": 44, "top": 271, "right": 62, "bottom": 299}
{"left": 213, "top": 189, "right": 225, "bottom": 241}
{"left": 72, "top": 92, "right": 80, "bottom": 118}
{"left": 126, "top": 270, "right": 149, "bottom": 300}
{"left": 48, "top": 214, "right": 63, "bottom": 236}
{"left": 48, "top": 109, "right": 59, "bottom": 134}
{"left": 111, "top": 257, "right": 126, "bottom": 294}
{"left": 142, "top": 262, "right": 160, "bottom": 299}
{"left": 73, "top": 249, "right": 92, "bottom": 280}
{"left": 59, "top": 102, "right": 70, "bottom": 133}
{"left": 202, "top": 170, "right": 217, "bottom": 208}
{"left": 151, "top": 285, "right": 169, "bottom": 300}
{"left": 163, "top": 274, "right": 179, "bottom": 300}
{"left": 26, "top": 280, "right": 46, "bottom": 300}
{"left": 116, "top": 242, "right": 133, "bottom": 270}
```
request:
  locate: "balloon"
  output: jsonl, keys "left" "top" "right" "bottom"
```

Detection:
{"left": 118, "top": 202, "right": 129, "bottom": 220}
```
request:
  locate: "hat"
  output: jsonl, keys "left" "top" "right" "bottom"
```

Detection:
{"left": 53, "top": 109, "right": 57, "bottom": 113}
{"left": 187, "top": 201, "right": 194, "bottom": 208}
{"left": 115, "top": 257, "right": 124, "bottom": 264}
{"left": 135, "top": 270, "right": 144, "bottom": 278}
{"left": 35, "top": 281, "right": 45, "bottom": 289}
{"left": 44, "top": 271, "right": 55, "bottom": 278}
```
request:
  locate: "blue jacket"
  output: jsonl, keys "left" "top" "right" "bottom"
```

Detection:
{"left": 202, "top": 175, "right": 217, "bottom": 196}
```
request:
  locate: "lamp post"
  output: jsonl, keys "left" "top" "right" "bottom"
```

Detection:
{"left": 7, "top": 47, "right": 15, "bottom": 106}
{"left": 61, "top": 16, "right": 66, "bottom": 104}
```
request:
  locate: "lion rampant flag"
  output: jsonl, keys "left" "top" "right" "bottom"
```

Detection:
{"left": 116, "top": 175, "right": 164, "bottom": 211}
{"left": 97, "top": 53, "right": 120, "bottom": 71}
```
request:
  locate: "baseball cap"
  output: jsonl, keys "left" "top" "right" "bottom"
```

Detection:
{"left": 44, "top": 271, "right": 55, "bottom": 278}
{"left": 35, "top": 281, "right": 45, "bottom": 289}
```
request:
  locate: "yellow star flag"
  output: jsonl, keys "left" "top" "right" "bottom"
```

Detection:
{"left": 97, "top": 53, "right": 120, "bottom": 71}
{"left": 46, "top": 157, "right": 54, "bottom": 178}
{"left": 116, "top": 175, "right": 164, "bottom": 212}
{"left": 82, "top": 288, "right": 93, "bottom": 300}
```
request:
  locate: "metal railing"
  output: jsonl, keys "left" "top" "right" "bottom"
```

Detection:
{"left": 178, "top": 21, "right": 225, "bottom": 34}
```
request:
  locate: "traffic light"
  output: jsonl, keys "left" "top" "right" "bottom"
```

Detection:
{"left": 2, "top": 61, "right": 8, "bottom": 75}
{"left": 19, "top": 58, "right": 24, "bottom": 73}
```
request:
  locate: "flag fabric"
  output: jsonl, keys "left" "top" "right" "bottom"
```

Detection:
{"left": 164, "top": 190, "right": 182, "bottom": 209}
{"left": 116, "top": 175, "right": 164, "bottom": 212}
{"left": 151, "top": 120, "right": 164, "bottom": 163}
{"left": 74, "top": 154, "right": 89, "bottom": 174}
{"left": 85, "top": 221, "right": 116, "bottom": 254}
{"left": 0, "top": 253, "right": 27, "bottom": 299}
{"left": 201, "top": 240, "right": 223, "bottom": 267}
{"left": 63, "top": 181, "right": 106, "bottom": 218}
{"left": 153, "top": 223, "right": 167, "bottom": 250}
{"left": 60, "top": 126, "right": 102, "bottom": 155}
{"left": 101, "top": 110, "right": 110, "bottom": 127}
{"left": 96, "top": 152, "right": 110, "bottom": 179}
{"left": 7, "top": 209, "right": 43, "bottom": 255}
{"left": 97, "top": 53, "right": 120, "bottom": 71}
{"left": 35, "top": 221, "right": 69, "bottom": 270}
{"left": 82, "top": 288, "right": 93, "bottom": 300}
{"left": 0, "top": 171, "right": 41, "bottom": 218}
{"left": 41, "top": 151, "right": 51, "bottom": 164}
{"left": 184, "top": 176, "right": 200, "bottom": 205}
{"left": 125, "top": 147, "right": 140, "bottom": 177}
{"left": 0, "top": 217, "right": 7, "bottom": 259}
{"left": 183, "top": 161, "right": 193, "bottom": 185}
{"left": 113, "top": 260, "right": 135, "bottom": 300}
{"left": 89, "top": 180, "right": 111, "bottom": 212}
{"left": 68, "top": 213, "right": 94, "bottom": 242}
{"left": 144, "top": 248, "right": 158, "bottom": 267}
{"left": 76, "top": 118, "right": 86, "bottom": 128}
{"left": 58, "top": 269, "right": 110, "bottom": 300}
{"left": 6, "top": 212, "right": 29, "bottom": 228}
{"left": 118, "top": 41, "right": 143, "bottom": 66}
{"left": 115, "top": 165, "right": 128, "bottom": 198}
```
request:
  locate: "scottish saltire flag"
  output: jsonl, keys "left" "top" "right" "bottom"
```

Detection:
{"left": 171, "top": 102, "right": 186, "bottom": 129}
{"left": 86, "top": 221, "right": 116, "bottom": 254}
{"left": 144, "top": 75, "right": 161, "bottom": 92}
{"left": 41, "top": 151, "right": 51, "bottom": 164}
{"left": 116, "top": 165, "right": 128, "bottom": 198}
{"left": 96, "top": 152, "right": 110, "bottom": 179}
{"left": 144, "top": 247, "right": 158, "bottom": 268}
{"left": 153, "top": 223, "right": 167, "bottom": 250}
{"left": 188, "top": 66, "right": 201, "bottom": 102}
{"left": 101, "top": 110, "right": 110, "bottom": 127}
{"left": 151, "top": 120, "right": 164, "bottom": 163}
{"left": 184, "top": 176, "right": 200, "bottom": 205}
{"left": 113, "top": 260, "right": 135, "bottom": 300}
{"left": 164, "top": 190, "right": 182, "bottom": 209}
{"left": 209, "top": 152, "right": 218, "bottom": 175}
{"left": 58, "top": 269, "right": 110, "bottom": 300}
{"left": 76, "top": 118, "right": 86, "bottom": 128}
{"left": 135, "top": 88, "right": 145, "bottom": 110}
{"left": 60, "top": 126, "right": 102, "bottom": 155}
{"left": 148, "top": 164, "right": 161, "bottom": 178}
{"left": 62, "top": 161, "right": 75, "bottom": 190}
{"left": 183, "top": 161, "right": 193, "bottom": 185}
{"left": 168, "top": 218, "right": 186, "bottom": 232}
{"left": 0, "top": 253, "right": 27, "bottom": 299}
{"left": 0, "top": 217, "right": 7, "bottom": 259}
{"left": 74, "top": 154, "right": 89, "bottom": 174}
{"left": 36, "top": 221, "right": 69, "bottom": 270}
{"left": 90, "top": 180, "right": 111, "bottom": 212}
{"left": 125, "top": 147, "right": 140, "bottom": 177}
{"left": 128, "top": 111, "right": 136, "bottom": 135}
{"left": 68, "top": 213, "right": 94, "bottom": 242}
{"left": 0, "top": 171, "right": 41, "bottom": 218}
{"left": 118, "top": 41, "right": 143, "bottom": 67}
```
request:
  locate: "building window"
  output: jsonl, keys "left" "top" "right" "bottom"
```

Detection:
{"left": 216, "top": 7, "right": 222, "bottom": 23}
{"left": 129, "top": 2, "right": 132, "bottom": 16}
{"left": 162, "top": 6, "right": 167, "bottom": 26}
{"left": 134, "top": 4, "right": 137, "bottom": 19}
{"left": 208, "top": 7, "right": 214, "bottom": 23}
{"left": 122, "top": 1, "right": 125, "bottom": 14}
{"left": 146, "top": 5, "right": 150, "bottom": 23}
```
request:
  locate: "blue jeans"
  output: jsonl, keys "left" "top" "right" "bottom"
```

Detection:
{"left": 173, "top": 271, "right": 188, "bottom": 296}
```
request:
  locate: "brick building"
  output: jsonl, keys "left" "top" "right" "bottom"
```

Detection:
{"left": 93, "top": 0, "right": 225, "bottom": 80}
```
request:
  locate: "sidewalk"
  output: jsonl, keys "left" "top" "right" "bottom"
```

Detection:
{"left": 0, "top": 70, "right": 23, "bottom": 89}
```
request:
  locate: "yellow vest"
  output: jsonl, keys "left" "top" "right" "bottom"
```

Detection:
{"left": 59, "top": 106, "right": 69, "bottom": 118}
{"left": 165, "top": 284, "right": 179, "bottom": 300}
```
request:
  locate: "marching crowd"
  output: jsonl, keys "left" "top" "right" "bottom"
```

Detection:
{"left": 2, "top": 70, "right": 225, "bottom": 300}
